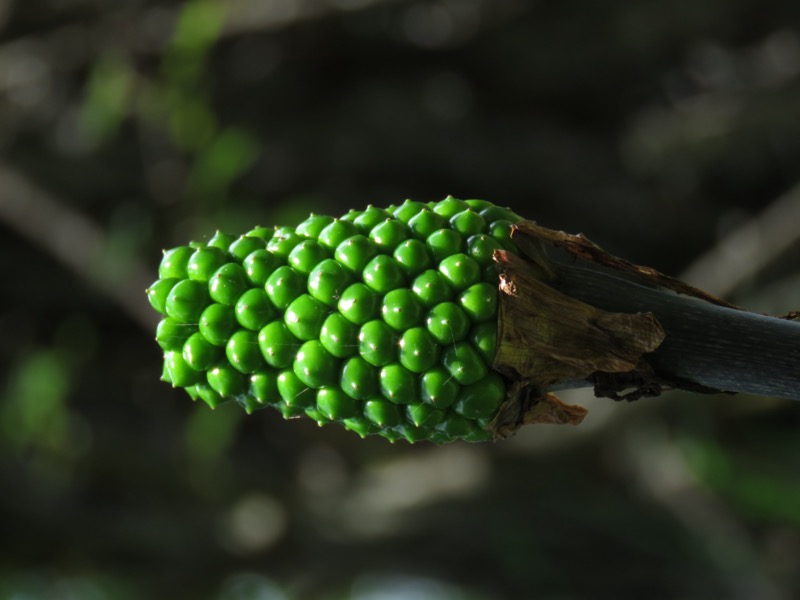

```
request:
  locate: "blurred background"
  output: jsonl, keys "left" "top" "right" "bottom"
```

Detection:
{"left": 2, "top": 0, "right": 800, "bottom": 598}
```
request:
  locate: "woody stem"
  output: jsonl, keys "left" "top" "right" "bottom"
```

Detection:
{"left": 551, "top": 262, "right": 800, "bottom": 401}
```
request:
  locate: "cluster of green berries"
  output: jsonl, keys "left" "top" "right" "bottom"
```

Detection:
{"left": 147, "top": 196, "right": 522, "bottom": 443}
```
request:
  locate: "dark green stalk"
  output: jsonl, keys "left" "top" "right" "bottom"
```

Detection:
{"left": 494, "top": 221, "right": 800, "bottom": 409}
{"left": 553, "top": 263, "right": 800, "bottom": 401}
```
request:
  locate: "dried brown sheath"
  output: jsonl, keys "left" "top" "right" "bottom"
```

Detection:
{"left": 489, "top": 221, "right": 800, "bottom": 439}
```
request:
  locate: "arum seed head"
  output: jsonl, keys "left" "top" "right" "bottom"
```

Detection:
{"left": 148, "top": 196, "right": 522, "bottom": 443}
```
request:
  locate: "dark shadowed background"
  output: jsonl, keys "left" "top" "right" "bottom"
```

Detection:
{"left": 2, "top": 1, "right": 800, "bottom": 598}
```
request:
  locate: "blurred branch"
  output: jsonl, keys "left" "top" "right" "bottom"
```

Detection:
{"left": 222, "top": 0, "right": 406, "bottom": 36}
{"left": 682, "top": 179, "right": 800, "bottom": 298}
{"left": 617, "top": 429, "right": 784, "bottom": 600}
{"left": 0, "top": 163, "right": 157, "bottom": 331}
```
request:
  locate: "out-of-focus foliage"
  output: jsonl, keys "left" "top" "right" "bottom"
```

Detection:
{"left": 1, "top": 0, "right": 800, "bottom": 598}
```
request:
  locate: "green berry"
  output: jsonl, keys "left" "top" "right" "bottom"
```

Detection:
{"left": 285, "top": 294, "right": 328, "bottom": 341}
{"left": 354, "top": 206, "right": 392, "bottom": 233}
{"left": 207, "top": 231, "right": 235, "bottom": 252}
{"left": 277, "top": 370, "right": 315, "bottom": 409}
{"left": 166, "top": 279, "right": 209, "bottom": 323}
{"left": 364, "top": 398, "right": 403, "bottom": 427}
{"left": 183, "top": 332, "right": 221, "bottom": 371}
{"left": 397, "top": 423, "right": 434, "bottom": 443}
{"left": 266, "top": 229, "right": 302, "bottom": 258}
{"left": 379, "top": 363, "right": 417, "bottom": 404}
{"left": 265, "top": 266, "right": 305, "bottom": 310}
{"left": 480, "top": 206, "right": 521, "bottom": 224}
{"left": 449, "top": 210, "right": 487, "bottom": 236}
{"left": 426, "top": 229, "right": 463, "bottom": 262}
{"left": 381, "top": 289, "right": 423, "bottom": 331}
{"left": 411, "top": 270, "right": 452, "bottom": 307}
{"left": 156, "top": 317, "right": 194, "bottom": 351}
{"left": 436, "top": 413, "right": 479, "bottom": 439}
{"left": 340, "top": 356, "right": 379, "bottom": 400}
{"left": 362, "top": 255, "right": 405, "bottom": 294}
{"left": 245, "top": 226, "right": 273, "bottom": 241}
{"left": 226, "top": 329, "right": 263, "bottom": 374}
{"left": 187, "top": 246, "right": 228, "bottom": 282}
{"left": 432, "top": 196, "right": 470, "bottom": 218}
{"left": 320, "top": 313, "right": 359, "bottom": 359}
{"left": 147, "top": 278, "right": 180, "bottom": 314}
{"left": 295, "top": 214, "right": 334, "bottom": 239}
{"left": 465, "top": 199, "right": 493, "bottom": 211}
{"left": 343, "top": 417, "right": 379, "bottom": 438}
{"left": 229, "top": 235, "right": 266, "bottom": 262}
{"left": 199, "top": 303, "right": 237, "bottom": 346}
{"left": 406, "top": 402, "right": 445, "bottom": 428}
{"left": 308, "top": 259, "right": 351, "bottom": 306}
{"left": 358, "top": 320, "right": 397, "bottom": 366}
{"left": 193, "top": 382, "right": 226, "bottom": 409}
{"left": 463, "top": 427, "right": 493, "bottom": 443}
{"left": 334, "top": 235, "right": 377, "bottom": 274}
{"left": 159, "top": 246, "right": 194, "bottom": 279}
{"left": 408, "top": 208, "right": 447, "bottom": 239}
{"left": 393, "top": 239, "right": 432, "bottom": 276}
{"left": 470, "top": 321, "right": 497, "bottom": 365}
{"left": 288, "top": 239, "right": 328, "bottom": 274}
{"left": 369, "top": 219, "right": 408, "bottom": 252}
{"left": 235, "top": 394, "right": 262, "bottom": 415}
{"left": 459, "top": 282, "right": 497, "bottom": 323}
{"left": 398, "top": 327, "right": 439, "bottom": 373}
{"left": 488, "top": 219, "right": 516, "bottom": 250}
{"left": 317, "top": 387, "right": 359, "bottom": 420}
{"left": 208, "top": 362, "right": 248, "bottom": 397}
{"left": 442, "top": 342, "right": 487, "bottom": 385}
{"left": 250, "top": 369, "right": 280, "bottom": 405}
{"left": 258, "top": 321, "right": 300, "bottom": 368}
{"left": 318, "top": 219, "right": 359, "bottom": 249}
{"left": 454, "top": 372, "right": 505, "bottom": 419}
{"left": 243, "top": 249, "right": 281, "bottom": 286}
{"left": 276, "top": 402, "right": 306, "bottom": 419}
{"left": 235, "top": 288, "right": 275, "bottom": 331}
{"left": 338, "top": 283, "right": 380, "bottom": 325}
{"left": 164, "top": 350, "right": 203, "bottom": 387}
{"left": 393, "top": 199, "right": 426, "bottom": 223}
{"left": 466, "top": 233, "right": 503, "bottom": 267}
{"left": 438, "top": 253, "right": 480, "bottom": 291}
{"left": 420, "top": 366, "right": 460, "bottom": 409}
{"left": 209, "top": 263, "right": 248, "bottom": 306}
{"left": 294, "top": 340, "right": 338, "bottom": 387}
{"left": 426, "top": 302, "right": 470, "bottom": 344}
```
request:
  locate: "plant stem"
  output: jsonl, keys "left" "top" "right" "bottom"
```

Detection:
{"left": 488, "top": 221, "right": 800, "bottom": 438}
{"left": 554, "top": 263, "right": 800, "bottom": 401}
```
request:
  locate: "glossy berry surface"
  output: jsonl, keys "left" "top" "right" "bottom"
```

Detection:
{"left": 358, "top": 320, "right": 397, "bottom": 367}
{"left": 319, "top": 313, "right": 359, "bottom": 358}
{"left": 159, "top": 246, "right": 193, "bottom": 279}
{"left": 393, "top": 239, "right": 432, "bottom": 276}
{"left": 258, "top": 321, "right": 299, "bottom": 368}
{"left": 147, "top": 196, "right": 522, "bottom": 442}
{"left": 235, "top": 288, "right": 275, "bottom": 331}
{"left": 187, "top": 247, "right": 228, "bottom": 282}
{"left": 381, "top": 289, "right": 424, "bottom": 331}
{"left": 166, "top": 279, "right": 209, "bottom": 323}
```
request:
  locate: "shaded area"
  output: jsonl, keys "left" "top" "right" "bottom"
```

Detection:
{"left": 2, "top": 0, "right": 800, "bottom": 598}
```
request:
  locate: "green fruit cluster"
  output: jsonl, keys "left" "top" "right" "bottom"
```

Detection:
{"left": 147, "top": 196, "right": 521, "bottom": 443}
